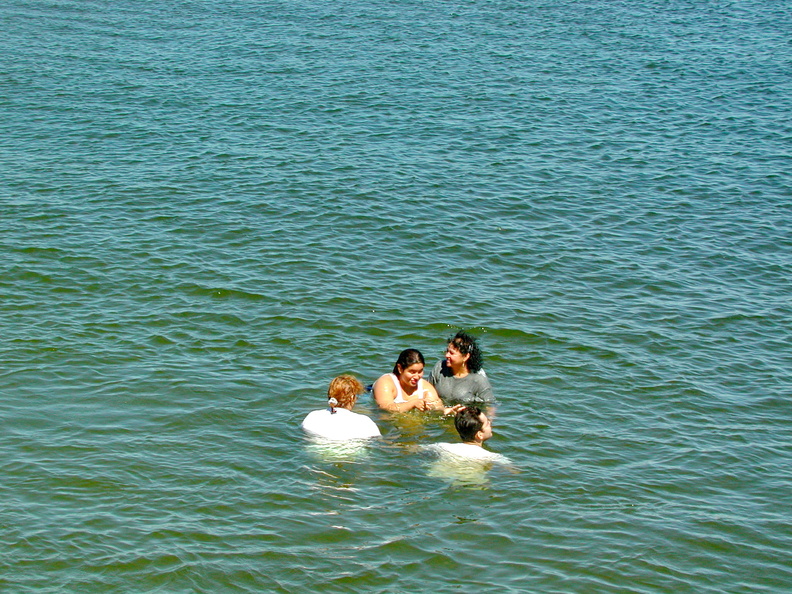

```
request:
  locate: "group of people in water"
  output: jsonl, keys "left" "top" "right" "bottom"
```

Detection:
{"left": 301, "top": 331, "right": 504, "bottom": 461}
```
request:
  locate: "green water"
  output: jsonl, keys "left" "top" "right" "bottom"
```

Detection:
{"left": 2, "top": 0, "right": 791, "bottom": 591}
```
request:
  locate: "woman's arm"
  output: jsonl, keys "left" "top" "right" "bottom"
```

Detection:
{"left": 474, "top": 372, "right": 495, "bottom": 402}
{"left": 422, "top": 382, "right": 445, "bottom": 411}
{"left": 428, "top": 360, "right": 443, "bottom": 386}
{"left": 474, "top": 373, "right": 497, "bottom": 419}
{"left": 423, "top": 383, "right": 464, "bottom": 415}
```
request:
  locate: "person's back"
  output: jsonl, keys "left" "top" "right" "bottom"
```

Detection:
{"left": 301, "top": 407, "right": 380, "bottom": 440}
{"left": 432, "top": 441, "right": 508, "bottom": 463}
{"left": 301, "top": 375, "right": 381, "bottom": 441}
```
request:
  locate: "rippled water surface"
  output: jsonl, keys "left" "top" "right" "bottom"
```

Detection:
{"left": 2, "top": 0, "right": 791, "bottom": 592}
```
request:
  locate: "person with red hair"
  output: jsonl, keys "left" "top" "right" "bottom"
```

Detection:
{"left": 301, "top": 375, "right": 381, "bottom": 440}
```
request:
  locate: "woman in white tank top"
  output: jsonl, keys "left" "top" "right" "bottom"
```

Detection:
{"left": 373, "top": 348, "right": 446, "bottom": 413}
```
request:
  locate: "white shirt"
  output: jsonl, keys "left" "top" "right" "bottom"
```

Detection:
{"left": 301, "top": 407, "right": 381, "bottom": 440}
{"left": 388, "top": 373, "right": 426, "bottom": 403}
{"left": 430, "top": 442, "right": 510, "bottom": 464}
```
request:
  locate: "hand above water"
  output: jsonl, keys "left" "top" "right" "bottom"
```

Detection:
{"left": 442, "top": 404, "right": 465, "bottom": 416}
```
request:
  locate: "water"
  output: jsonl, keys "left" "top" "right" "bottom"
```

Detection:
{"left": 2, "top": 0, "right": 791, "bottom": 591}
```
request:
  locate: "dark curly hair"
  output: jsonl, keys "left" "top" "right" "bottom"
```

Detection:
{"left": 448, "top": 331, "right": 483, "bottom": 373}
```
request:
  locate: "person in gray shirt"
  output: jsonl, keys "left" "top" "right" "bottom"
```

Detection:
{"left": 429, "top": 331, "right": 495, "bottom": 406}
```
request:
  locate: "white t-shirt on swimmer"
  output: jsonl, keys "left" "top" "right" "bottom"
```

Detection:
{"left": 429, "top": 442, "right": 510, "bottom": 464}
{"left": 301, "top": 408, "right": 381, "bottom": 440}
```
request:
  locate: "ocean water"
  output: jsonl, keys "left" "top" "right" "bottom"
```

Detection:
{"left": 1, "top": 0, "right": 791, "bottom": 591}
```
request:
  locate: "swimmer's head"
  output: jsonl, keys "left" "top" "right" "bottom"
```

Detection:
{"left": 447, "top": 331, "right": 483, "bottom": 373}
{"left": 392, "top": 348, "right": 425, "bottom": 376}
{"left": 327, "top": 374, "right": 365, "bottom": 409}
{"left": 454, "top": 406, "right": 492, "bottom": 444}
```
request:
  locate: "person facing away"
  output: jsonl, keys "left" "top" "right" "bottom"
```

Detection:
{"left": 301, "top": 375, "right": 381, "bottom": 440}
{"left": 432, "top": 406, "right": 509, "bottom": 463}
{"left": 429, "top": 331, "right": 495, "bottom": 406}
{"left": 372, "top": 348, "right": 447, "bottom": 413}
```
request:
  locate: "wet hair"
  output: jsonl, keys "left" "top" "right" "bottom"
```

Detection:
{"left": 327, "top": 375, "right": 365, "bottom": 409}
{"left": 392, "top": 348, "right": 425, "bottom": 376}
{"left": 454, "top": 406, "right": 485, "bottom": 442}
{"left": 448, "top": 331, "right": 483, "bottom": 373}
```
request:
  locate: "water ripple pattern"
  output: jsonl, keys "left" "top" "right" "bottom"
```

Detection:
{"left": 1, "top": 0, "right": 791, "bottom": 592}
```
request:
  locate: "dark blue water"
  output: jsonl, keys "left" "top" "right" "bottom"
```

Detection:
{"left": 2, "top": 0, "right": 791, "bottom": 591}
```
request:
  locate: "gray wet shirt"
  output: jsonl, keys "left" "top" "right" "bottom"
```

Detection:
{"left": 429, "top": 360, "right": 495, "bottom": 405}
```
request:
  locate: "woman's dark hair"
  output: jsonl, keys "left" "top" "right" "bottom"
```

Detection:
{"left": 448, "top": 331, "right": 483, "bottom": 373}
{"left": 455, "top": 406, "right": 484, "bottom": 442}
{"left": 392, "top": 348, "right": 425, "bottom": 375}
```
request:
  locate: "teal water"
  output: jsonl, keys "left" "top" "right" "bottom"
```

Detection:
{"left": 2, "top": 0, "right": 791, "bottom": 591}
